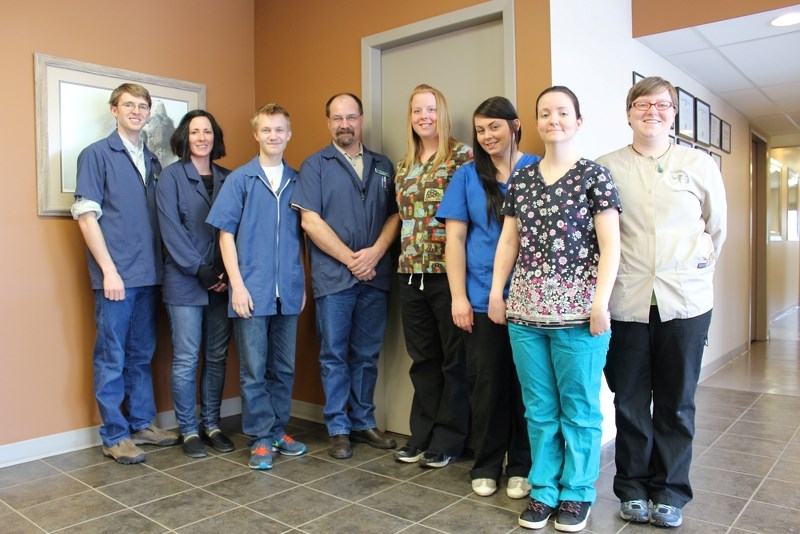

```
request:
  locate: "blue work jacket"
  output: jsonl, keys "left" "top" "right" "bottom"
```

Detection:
{"left": 291, "top": 143, "right": 397, "bottom": 298}
{"left": 206, "top": 157, "right": 304, "bottom": 317}
{"left": 156, "top": 160, "right": 231, "bottom": 306}
{"left": 75, "top": 131, "right": 162, "bottom": 289}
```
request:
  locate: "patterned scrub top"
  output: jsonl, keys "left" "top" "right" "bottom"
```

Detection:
{"left": 396, "top": 142, "right": 472, "bottom": 273}
{"left": 501, "top": 158, "right": 621, "bottom": 327}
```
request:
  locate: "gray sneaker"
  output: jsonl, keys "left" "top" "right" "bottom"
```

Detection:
{"left": 102, "top": 438, "right": 146, "bottom": 464}
{"left": 131, "top": 426, "right": 179, "bottom": 446}
{"left": 650, "top": 503, "right": 682, "bottom": 528}
{"left": 620, "top": 499, "right": 649, "bottom": 523}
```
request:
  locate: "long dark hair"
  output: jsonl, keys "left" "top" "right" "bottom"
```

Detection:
{"left": 472, "top": 96, "right": 521, "bottom": 223}
{"left": 170, "top": 109, "right": 226, "bottom": 162}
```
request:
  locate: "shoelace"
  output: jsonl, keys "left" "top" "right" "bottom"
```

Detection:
{"left": 278, "top": 434, "right": 296, "bottom": 445}
{"left": 527, "top": 500, "right": 550, "bottom": 513}
{"left": 252, "top": 444, "right": 269, "bottom": 455}
{"left": 559, "top": 501, "right": 582, "bottom": 516}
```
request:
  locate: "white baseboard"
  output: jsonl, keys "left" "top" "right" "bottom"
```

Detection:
{"left": 0, "top": 397, "right": 324, "bottom": 468}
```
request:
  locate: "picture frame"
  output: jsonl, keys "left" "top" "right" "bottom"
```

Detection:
{"left": 34, "top": 53, "right": 206, "bottom": 216}
{"left": 632, "top": 71, "right": 645, "bottom": 85}
{"left": 721, "top": 120, "right": 732, "bottom": 153}
{"left": 676, "top": 87, "right": 695, "bottom": 141}
{"left": 676, "top": 137, "right": 693, "bottom": 148}
{"left": 694, "top": 145, "right": 709, "bottom": 154}
{"left": 694, "top": 98, "right": 711, "bottom": 146}
{"left": 710, "top": 113, "right": 722, "bottom": 149}
{"left": 710, "top": 152, "right": 722, "bottom": 172}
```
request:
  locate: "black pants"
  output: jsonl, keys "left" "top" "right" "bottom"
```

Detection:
{"left": 604, "top": 307, "right": 712, "bottom": 507}
{"left": 465, "top": 312, "right": 531, "bottom": 481}
{"left": 399, "top": 273, "right": 469, "bottom": 456}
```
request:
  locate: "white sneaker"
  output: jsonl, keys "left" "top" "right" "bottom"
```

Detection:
{"left": 471, "top": 478, "right": 497, "bottom": 497}
{"left": 507, "top": 476, "right": 532, "bottom": 499}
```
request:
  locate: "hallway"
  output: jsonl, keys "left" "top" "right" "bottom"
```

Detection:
{"left": 1, "top": 310, "right": 798, "bottom": 533}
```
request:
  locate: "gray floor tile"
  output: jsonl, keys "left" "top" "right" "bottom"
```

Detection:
{"left": 4, "top": 510, "right": 53, "bottom": 533}
{"left": 620, "top": 516, "right": 729, "bottom": 533}
{"left": 43, "top": 446, "right": 107, "bottom": 472}
{"left": 309, "top": 467, "right": 398, "bottom": 502}
{"left": 139, "top": 444, "right": 206, "bottom": 470}
{"left": 698, "top": 402, "right": 749, "bottom": 420}
{"left": 69, "top": 459, "right": 151, "bottom": 488}
{"left": 727, "top": 419, "right": 797, "bottom": 442}
{"left": 751, "top": 393, "right": 800, "bottom": 412}
{"left": 58, "top": 509, "right": 167, "bottom": 533}
{"left": 782, "top": 442, "right": 800, "bottom": 463}
{"left": 710, "top": 433, "right": 787, "bottom": 458}
{"left": 176, "top": 506, "right": 288, "bottom": 533}
{"left": 422, "top": 499, "right": 518, "bottom": 534}
{"left": 753, "top": 477, "right": 800, "bottom": 510}
{"left": 733, "top": 500, "right": 800, "bottom": 532}
{"left": 0, "top": 460, "right": 59, "bottom": 489}
{"left": 357, "top": 453, "right": 431, "bottom": 481}
{"left": 695, "top": 387, "right": 760, "bottom": 408}
{"left": 682, "top": 488, "right": 747, "bottom": 527}
{"left": 301, "top": 503, "right": 413, "bottom": 533}
{"left": 267, "top": 454, "right": 347, "bottom": 484}
{"left": 693, "top": 427, "right": 724, "bottom": 447}
{"left": 694, "top": 413, "right": 736, "bottom": 432}
{"left": 689, "top": 465, "right": 762, "bottom": 499}
{"left": 408, "top": 465, "right": 472, "bottom": 497}
{"left": 693, "top": 447, "right": 777, "bottom": 477}
{"left": 17, "top": 489, "right": 123, "bottom": 531}
{"left": 768, "top": 458, "right": 800, "bottom": 483}
{"left": 465, "top": 478, "right": 530, "bottom": 514}
{"left": 360, "top": 481, "right": 459, "bottom": 521}
{"left": 97, "top": 471, "right": 193, "bottom": 506}
{"left": 0, "top": 473, "right": 88, "bottom": 509}
{"left": 133, "top": 487, "right": 236, "bottom": 530}
{"left": 593, "top": 470, "right": 617, "bottom": 502}
{"left": 203, "top": 471, "right": 295, "bottom": 505}
{"left": 165, "top": 455, "right": 250, "bottom": 486}
{"left": 740, "top": 406, "right": 800, "bottom": 427}
{"left": 309, "top": 442, "right": 395, "bottom": 466}
{"left": 248, "top": 486, "right": 349, "bottom": 526}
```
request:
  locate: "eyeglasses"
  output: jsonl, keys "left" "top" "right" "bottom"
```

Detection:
{"left": 631, "top": 101, "right": 673, "bottom": 111}
{"left": 118, "top": 102, "right": 151, "bottom": 112}
{"left": 329, "top": 114, "right": 361, "bottom": 125}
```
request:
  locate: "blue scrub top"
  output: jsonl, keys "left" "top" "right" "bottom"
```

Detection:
{"left": 435, "top": 153, "right": 540, "bottom": 312}
{"left": 75, "top": 131, "right": 163, "bottom": 289}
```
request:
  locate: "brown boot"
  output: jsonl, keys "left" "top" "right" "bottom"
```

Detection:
{"left": 328, "top": 434, "right": 352, "bottom": 459}
{"left": 131, "top": 425, "right": 179, "bottom": 446}
{"left": 102, "top": 438, "right": 146, "bottom": 464}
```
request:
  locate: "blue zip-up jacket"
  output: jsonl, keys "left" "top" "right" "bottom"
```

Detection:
{"left": 157, "top": 160, "right": 231, "bottom": 306}
{"left": 75, "top": 131, "right": 162, "bottom": 289}
{"left": 206, "top": 156, "right": 304, "bottom": 317}
{"left": 291, "top": 143, "right": 397, "bottom": 298}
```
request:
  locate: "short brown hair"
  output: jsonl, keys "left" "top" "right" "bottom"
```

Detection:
{"left": 109, "top": 83, "right": 152, "bottom": 108}
{"left": 626, "top": 76, "right": 678, "bottom": 112}
{"left": 251, "top": 103, "right": 291, "bottom": 131}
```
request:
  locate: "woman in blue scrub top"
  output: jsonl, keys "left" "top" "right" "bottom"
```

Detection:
{"left": 156, "top": 110, "right": 235, "bottom": 458}
{"left": 436, "top": 96, "right": 538, "bottom": 499}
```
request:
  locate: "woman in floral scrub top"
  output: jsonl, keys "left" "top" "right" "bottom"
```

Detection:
{"left": 393, "top": 84, "right": 472, "bottom": 469}
{"left": 489, "top": 86, "right": 621, "bottom": 533}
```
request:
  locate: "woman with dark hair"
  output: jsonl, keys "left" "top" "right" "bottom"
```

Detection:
{"left": 393, "top": 84, "right": 472, "bottom": 468}
{"left": 436, "top": 96, "right": 538, "bottom": 498}
{"left": 156, "top": 110, "right": 235, "bottom": 458}
{"left": 489, "top": 87, "right": 621, "bottom": 532}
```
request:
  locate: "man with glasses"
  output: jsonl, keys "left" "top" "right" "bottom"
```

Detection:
{"left": 72, "top": 83, "right": 178, "bottom": 464}
{"left": 291, "top": 93, "right": 399, "bottom": 459}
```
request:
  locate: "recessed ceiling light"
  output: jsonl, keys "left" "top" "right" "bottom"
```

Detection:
{"left": 770, "top": 12, "right": 800, "bottom": 26}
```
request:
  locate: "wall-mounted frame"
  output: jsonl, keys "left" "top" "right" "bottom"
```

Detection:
{"left": 694, "top": 98, "right": 711, "bottom": 146}
{"left": 694, "top": 145, "right": 709, "bottom": 154}
{"left": 34, "top": 53, "right": 206, "bottom": 216}
{"left": 669, "top": 135, "right": 676, "bottom": 144}
{"left": 676, "top": 87, "right": 695, "bottom": 141}
{"left": 632, "top": 71, "right": 645, "bottom": 85}
{"left": 710, "top": 152, "right": 722, "bottom": 172}
{"left": 720, "top": 120, "right": 732, "bottom": 153}
{"left": 709, "top": 113, "right": 722, "bottom": 149}
{"left": 676, "top": 137, "right": 693, "bottom": 148}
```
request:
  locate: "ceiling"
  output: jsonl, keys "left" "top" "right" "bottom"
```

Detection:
{"left": 638, "top": 4, "right": 800, "bottom": 140}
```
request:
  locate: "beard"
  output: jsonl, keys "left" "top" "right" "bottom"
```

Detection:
{"left": 335, "top": 128, "right": 356, "bottom": 147}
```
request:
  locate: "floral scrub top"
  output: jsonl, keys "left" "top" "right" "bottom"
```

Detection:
{"left": 396, "top": 142, "right": 472, "bottom": 273}
{"left": 501, "top": 158, "right": 621, "bottom": 327}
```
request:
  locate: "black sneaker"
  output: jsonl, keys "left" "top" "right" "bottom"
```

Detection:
{"left": 181, "top": 434, "right": 207, "bottom": 458}
{"left": 419, "top": 451, "right": 455, "bottom": 468}
{"left": 554, "top": 501, "right": 591, "bottom": 532}
{"left": 519, "top": 498, "right": 556, "bottom": 529}
{"left": 394, "top": 445, "right": 425, "bottom": 463}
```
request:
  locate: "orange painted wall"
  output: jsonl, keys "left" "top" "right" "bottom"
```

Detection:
{"left": 632, "top": 0, "right": 798, "bottom": 36}
{"left": 0, "top": 0, "right": 255, "bottom": 446}
{"left": 252, "top": 0, "right": 552, "bottom": 405}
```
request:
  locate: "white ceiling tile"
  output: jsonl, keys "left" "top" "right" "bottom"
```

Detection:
{"left": 695, "top": 5, "right": 800, "bottom": 46}
{"left": 752, "top": 114, "right": 800, "bottom": 135}
{"left": 669, "top": 48, "right": 753, "bottom": 92}
{"left": 638, "top": 28, "right": 707, "bottom": 56}
{"left": 720, "top": 32, "right": 800, "bottom": 86}
{"left": 719, "top": 88, "right": 781, "bottom": 116}
{"left": 762, "top": 82, "right": 800, "bottom": 104}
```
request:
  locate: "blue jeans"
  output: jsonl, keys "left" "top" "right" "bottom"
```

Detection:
{"left": 166, "top": 296, "right": 232, "bottom": 436}
{"left": 234, "top": 313, "right": 298, "bottom": 445}
{"left": 315, "top": 284, "right": 388, "bottom": 436}
{"left": 509, "top": 322, "right": 610, "bottom": 507}
{"left": 92, "top": 286, "right": 159, "bottom": 447}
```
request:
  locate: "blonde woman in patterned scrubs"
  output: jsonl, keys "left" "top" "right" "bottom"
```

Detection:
{"left": 393, "top": 84, "right": 472, "bottom": 469}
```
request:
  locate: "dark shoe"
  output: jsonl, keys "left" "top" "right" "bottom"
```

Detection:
{"left": 131, "top": 425, "right": 179, "bottom": 446}
{"left": 181, "top": 434, "right": 207, "bottom": 458}
{"left": 620, "top": 499, "right": 649, "bottom": 523}
{"left": 102, "top": 439, "right": 146, "bottom": 464}
{"left": 518, "top": 498, "right": 556, "bottom": 529}
{"left": 201, "top": 428, "right": 235, "bottom": 452}
{"left": 249, "top": 439, "right": 273, "bottom": 470}
{"left": 394, "top": 445, "right": 425, "bottom": 463}
{"left": 351, "top": 428, "right": 396, "bottom": 449}
{"left": 272, "top": 434, "right": 307, "bottom": 456}
{"left": 554, "top": 501, "right": 591, "bottom": 532}
{"left": 328, "top": 434, "right": 352, "bottom": 459}
{"left": 419, "top": 451, "right": 455, "bottom": 468}
{"left": 650, "top": 503, "right": 682, "bottom": 528}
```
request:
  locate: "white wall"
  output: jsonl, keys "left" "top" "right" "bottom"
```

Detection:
{"left": 768, "top": 242, "right": 800, "bottom": 317}
{"left": 549, "top": 0, "right": 752, "bottom": 371}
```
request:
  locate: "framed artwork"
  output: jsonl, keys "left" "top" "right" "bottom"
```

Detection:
{"left": 632, "top": 71, "right": 645, "bottom": 85}
{"left": 676, "top": 137, "right": 693, "bottom": 148}
{"left": 721, "top": 120, "right": 732, "bottom": 153}
{"left": 710, "top": 152, "right": 722, "bottom": 172}
{"left": 34, "top": 53, "right": 206, "bottom": 216}
{"left": 676, "top": 87, "right": 695, "bottom": 141}
{"left": 710, "top": 113, "right": 722, "bottom": 149}
{"left": 694, "top": 98, "right": 711, "bottom": 145}
{"left": 669, "top": 135, "right": 676, "bottom": 144}
{"left": 694, "top": 145, "right": 709, "bottom": 154}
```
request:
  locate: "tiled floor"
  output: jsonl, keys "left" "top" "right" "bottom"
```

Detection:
{"left": 1, "top": 309, "right": 798, "bottom": 533}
